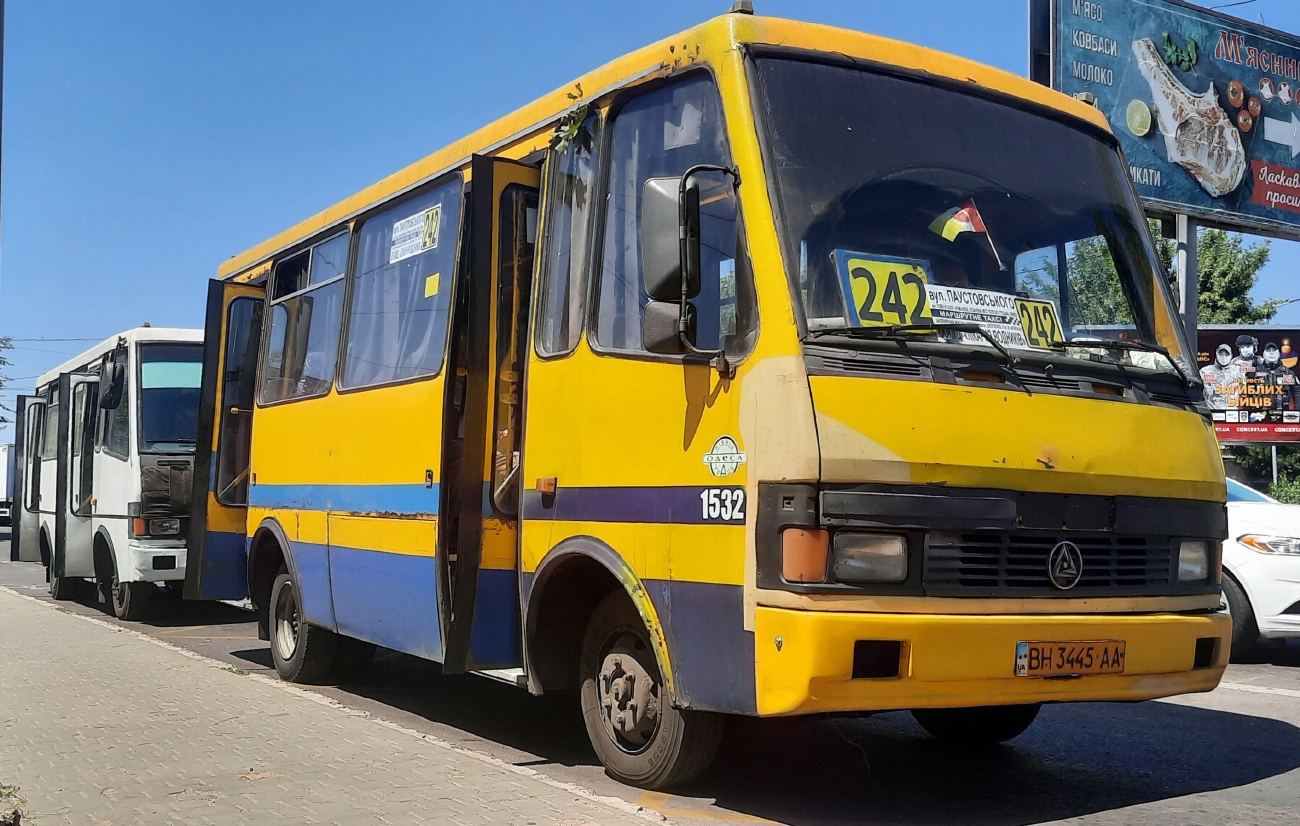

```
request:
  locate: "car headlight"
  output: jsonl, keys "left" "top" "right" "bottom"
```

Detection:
{"left": 1238, "top": 535, "right": 1300, "bottom": 555}
{"left": 832, "top": 533, "right": 908, "bottom": 584}
{"left": 1178, "top": 540, "right": 1210, "bottom": 582}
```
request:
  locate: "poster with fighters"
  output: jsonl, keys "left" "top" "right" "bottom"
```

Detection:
{"left": 1198, "top": 326, "right": 1300, "bottom": 443}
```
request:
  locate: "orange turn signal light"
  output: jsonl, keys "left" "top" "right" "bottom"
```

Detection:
{"left": 131, "top": 518, "right": 147, "bottom": 537}
{"left": 782, "top": 528, "right": 829, "bottom": 583}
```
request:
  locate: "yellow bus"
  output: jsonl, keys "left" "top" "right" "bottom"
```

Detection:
{"left": 186, "top": 7, "right": 1231, "bottom": 788}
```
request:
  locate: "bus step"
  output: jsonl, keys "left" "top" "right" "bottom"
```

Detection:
{"left": 472, "top": 668, "right": 528, "bottom": 688}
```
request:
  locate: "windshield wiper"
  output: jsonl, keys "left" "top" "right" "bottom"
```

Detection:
{"left": 808, "top": 323, "right": 1034, "bottom": 394}
{"left": 1072, "top": 339, "right": 1194, "bottom": 386}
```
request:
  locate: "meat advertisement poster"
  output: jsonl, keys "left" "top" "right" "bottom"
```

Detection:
{"left": 1198, "top": 327, "right": 1300, "bottom": 443}
{"left": 1045, "top": 0, "right": 1300, "bottom": 238}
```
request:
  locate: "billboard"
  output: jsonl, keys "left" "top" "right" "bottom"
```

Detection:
{"left": 1198, "top": 326, "right": 1300, "bottom": 443}
{"left": 1034, "top": 0, "right": 1300, "bottom": 239}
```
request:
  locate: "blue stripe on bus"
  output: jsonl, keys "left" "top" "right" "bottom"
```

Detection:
{"left": 520, "top": 486, "right": 746, "bottom": 524}
{"left": 249, "top": 483, "right": 441, "bottom": 515}
{"left": 328, "top": 545, "right": 443, "bottom": 661}
{"left": 469, "top": 567, "right": 520, "bottom": 668}
{"left": 197, "top": 530, "right": 249, "bottom": 600}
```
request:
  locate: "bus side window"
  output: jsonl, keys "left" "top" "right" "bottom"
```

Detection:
{"left": 259, "top": 232, "right": 350, "bottom": 404}
{"left": 41, "top": 402, "right": 60, "bottom": 460}
{"left": 536, "top": 115, "right": 601, "bottom": 357}
{"left": 341, "top": 176, "right": 464, "bottom": 389}
{"left": 594, "top": 74, "right": 757, "bottom": 358}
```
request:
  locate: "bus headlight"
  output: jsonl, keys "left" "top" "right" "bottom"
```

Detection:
{"left": 149, "top": 518, "right": 181, "bottom": 537}
{"left": 1177, "top": 540, "right": 1210, "bottom": 582}
{"left": 1238, "top": 535, "right": 1300, "bottom": 555}
{"left": 832, "top": 533, "right": 908, "bottom": 584}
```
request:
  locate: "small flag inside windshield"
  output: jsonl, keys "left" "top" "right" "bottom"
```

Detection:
{"left": 928, "top": 201, "right": 988, "bottom": 241}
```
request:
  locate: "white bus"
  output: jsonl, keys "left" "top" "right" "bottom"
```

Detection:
{"left": 0, "top": 444, "right": 13, "bottom": 525}
{"left": 11, "top": 327, "right": 204, "bottom": 618}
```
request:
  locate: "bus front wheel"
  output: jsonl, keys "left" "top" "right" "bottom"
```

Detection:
{"left": 579, "top": 591, "right": 723, "bottom": 789}
{"left": 269, "top": 569, "right": 337, "bottom": 684}
{"left": 911, "top": 703, "right": 1041, "bottom": 744}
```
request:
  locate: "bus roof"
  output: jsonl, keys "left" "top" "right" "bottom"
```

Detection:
{"left": 218, "top": 12, "right": 1110, "bottom": 281}
{"left": 36, "top": 327, "right": 203, "bottom": 389}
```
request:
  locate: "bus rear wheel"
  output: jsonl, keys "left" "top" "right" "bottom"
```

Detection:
{"left": 911, "top": 703, "right": 1041, "bottom": 744}
{"left": 269, "top": 570, "right": 337, "bottom": 684}
{"left": 579, "top": 592, "right": 722, "bottom": 789}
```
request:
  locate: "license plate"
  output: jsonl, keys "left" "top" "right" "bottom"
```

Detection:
{"left": 1015, "top": 640, "right": 1126, "bottom": 677}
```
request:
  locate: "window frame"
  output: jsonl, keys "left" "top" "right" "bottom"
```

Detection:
{"left": 99, "top": 353, "right": 132, "bottom": 460}
{"left": 584, "top": 67, "right": 759, "bottom": 367}
{"left": 134, "top": 341, "right": 205, "bottom": 454}
{"left": 335, "top": 170, "right": 467, "bottom": 395}
{"left": 744, "top": 44, "right": 1143, "bottom": 343}
{"left": 255, "top": 227, "right": 354, "bottom": 409}
{"left": 533, "top": 111, "right": 604, "bottom": 361}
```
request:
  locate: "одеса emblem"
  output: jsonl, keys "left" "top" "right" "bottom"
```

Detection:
{"left": 1047, "top": 541, "right": 1084, "bottom": 590}
{"left": 702, "top": 436, "right": 747, "bottom": 477}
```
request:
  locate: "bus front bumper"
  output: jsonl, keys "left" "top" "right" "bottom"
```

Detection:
{"left": 124, "top": 541, "right": 187, "bottom": 583}
{"left": 752, "top": 606, "right": 1231, "bottom": 716}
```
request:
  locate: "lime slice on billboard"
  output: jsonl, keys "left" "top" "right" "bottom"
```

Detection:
{"left": 1126, "top": 100, "right": 1152, "bottom": 136}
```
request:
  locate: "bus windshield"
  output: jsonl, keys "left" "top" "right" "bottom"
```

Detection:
{"left": 138, "top": 343, "right": 202, "bottom": 453}
{"left": 752, "top": 55, "right": 1193, "bottom": 378}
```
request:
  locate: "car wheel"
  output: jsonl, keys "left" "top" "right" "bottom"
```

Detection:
{"left": 269, "top": 569, "right": 337, "bottom": 684}
{"left": 579, "top": 591, "right": 723, "bottom": 789}
{"left": 911, "top": 704, "right": 1041, "bottom": 744}
{"left": 1222, "top": 574, "right": 1260, "bottom": 661}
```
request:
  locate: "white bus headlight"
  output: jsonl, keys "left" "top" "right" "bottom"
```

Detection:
{"left": 832, "top": 533, "right": 908, "bottom": 584}
{"left": 1238, "top": 535, "right": 1300, "bottom": 555}
{"left": 148, "top": 518, "right": 181, "bottom": 537}
{"left": 1177, "top": 540, "right": 1210, "bottom": 582}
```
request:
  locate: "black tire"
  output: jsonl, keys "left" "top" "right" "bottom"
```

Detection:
{"left": 911, "top": 704, "right": 1041, "bottom": 744}
{"left": 579, "top": 591, "right": 723, "bottom": 789}
{"left": 269, "top": 570, "right": 337, "bottom": 684}
{"left": 333, "top": 636, "right": 377, "bottom": 681}
{"left": 112, "top": 579, "right": 152, "bottom": 621}
{"left": 1223, "top": 574, "right": 1260, "bottom": 661}
{"left": 49, "top": 574, "right": 79, "bottom": 601}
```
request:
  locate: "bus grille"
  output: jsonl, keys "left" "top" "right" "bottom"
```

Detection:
{"left": 923, "top": 533, "right": 1172, "bottom": 595}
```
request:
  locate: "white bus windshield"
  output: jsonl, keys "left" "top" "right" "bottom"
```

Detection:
{"left": 139, "top": 343, "right": 203, "bottom": 453}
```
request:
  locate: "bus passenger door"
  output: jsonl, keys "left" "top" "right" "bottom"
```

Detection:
{"left": 55, "top": 372, "right": 99, "bottom": 580}
{"left": 12, "top": 395, "right": 46, "bottom": 563}
{"left": 185, "top": 280, "right": 265, "bottom": 600}
{"left": 441, "top": 154, "right": 539, "bottom": 674}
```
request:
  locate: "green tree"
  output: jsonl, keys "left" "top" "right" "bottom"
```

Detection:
{"left": 1151, "top": 227, "right": 1278, "bottom": 323}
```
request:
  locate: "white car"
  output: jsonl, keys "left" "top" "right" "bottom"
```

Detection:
{"left": 1222, "top": 478, "right": 1300, "bottom": 657}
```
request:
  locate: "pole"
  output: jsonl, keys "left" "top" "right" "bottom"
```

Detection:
{"left": 1176, "top": 214, "right": 1199, "bottom": 344}
{"left": 1273, "top": 446, "right": 1279, "bottom": 486}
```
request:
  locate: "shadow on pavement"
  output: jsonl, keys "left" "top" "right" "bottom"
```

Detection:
{"left": 686, "top": 701, "right": 1300, "bottom": 825}
{"left": 1253, "top": 639, "right": 1300, "bottom": 668}
{"left": 277, "top": 646, "right": 1300, "bottom": 826}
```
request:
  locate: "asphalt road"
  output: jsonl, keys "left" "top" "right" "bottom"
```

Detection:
{"left": 3, "top": 534, "right": 1299, "bottom": 826}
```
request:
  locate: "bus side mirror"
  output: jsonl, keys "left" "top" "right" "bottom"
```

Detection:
{"left": 643, "top": 301, "right": 695, "bottom": 354}
{"left": 641, "top": 177, "right": 700, "bottom": 302}
{"left": 98, "top": 354, "right": 125, "bottom": 410}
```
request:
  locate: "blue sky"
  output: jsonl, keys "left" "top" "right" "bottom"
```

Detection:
{"left": 3, "top": 0, "right": 1300, "bottom": 440}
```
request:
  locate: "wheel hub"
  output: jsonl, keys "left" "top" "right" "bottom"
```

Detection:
{"left": 597, "top": 641, "right": 660, "bottom": 751}
{"left": 272, "top": 582, "right": 300, "bottom": 662}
